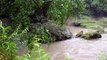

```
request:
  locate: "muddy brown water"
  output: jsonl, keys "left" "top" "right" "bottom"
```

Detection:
{"left": 42, "top": 27, "right": 107, "bottom": 60}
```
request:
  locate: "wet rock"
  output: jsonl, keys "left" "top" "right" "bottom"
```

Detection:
{"left": 72, "top": 22, "right": 81, "bottom": 27}
{"left": 76, "top": 31, "right": 83, "bottom": 37}
{"left": 82, "top": 32, "right": 101, "bottom": 40}
{"left": 76, "top": 31, "right": 102, "bottom": 40}
{"left": 63, "top": 28, "right": 73, "bottom": 39}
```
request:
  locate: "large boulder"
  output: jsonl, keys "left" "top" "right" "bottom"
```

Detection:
{"left": 43, "top": 21, "right": 72, "bottom": 41}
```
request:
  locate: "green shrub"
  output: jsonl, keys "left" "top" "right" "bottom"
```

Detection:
{"left": 48, "top": 0, "right": 85, "bottom": 25}
{"left": 0, "top": 0, "right": 16, "bottom": 17}
{"left": 0, "top": 21, "right": 50, "bottom": 60}
{"left": 0, "top": 21, "right": 18, "bottom": 60}
{"left": 14, "top": 35, "right": 50, "bottom": 60}
{"left": 85, "top": 0, "right": 107, "bottom": 16}
{"left": 29, "top": 24, "right": 52, "bottom": 43}
{"left": 0, "top": 0, "right": 86, "bottom": 26}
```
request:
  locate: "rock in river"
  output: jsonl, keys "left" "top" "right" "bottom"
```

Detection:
{"left": 76, "top": 30, "right": 102, "bottom": 40}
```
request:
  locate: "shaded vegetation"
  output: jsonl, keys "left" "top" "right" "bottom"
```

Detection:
{"left": 0, "top": 0, "right": 83, "bottom": 59}
{"left": 85, "top": 0, "right": 107, "bottom": 17}
{"left": 71, "top": 16, "right": 107, "bottom": 33}
{"left": 0, "top": 0, "right": 107, "bottom": 60}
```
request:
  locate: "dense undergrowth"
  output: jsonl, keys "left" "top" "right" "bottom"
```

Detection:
{"left": 0, "top": 22, "right": 50, "bottom": 60}
{"left": 0, "top": 0, "right": 107, "bottom": 60}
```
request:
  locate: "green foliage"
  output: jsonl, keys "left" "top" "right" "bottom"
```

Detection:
{"left": 11, "top": 0, "right": 36, "bottom": 27}
{"left": 71, "top": 16, "right": 107, "bottom": 33}
{"left": 0, "top": 21, "right": 50, "bottom": 60}
{"left": 0, "top": 0, "right": 86, "bottom": 26}
{"left": 79, "top": 16, "right": 107, "bottom": 30}
{"left": 0, "top": 21, "right": 18, "bottom": 60}
{"left": 71, "top": 0, "right": 86, "bottom": 16}
{"left": 14, "top": 36, "right": 50, "bottom": 60}
{"left": 48, "top": 0, "right": 86, "bottom": 25}
{"left": 30, "top": 24, "right": 52, "bottom": 43}
{"left": 48, "top": 0, "right": 72, "bottom": 25}
{"left": 0, "top": 0, "right": 45, "bottom": 27}
{"left": 0, "top": 0, "right": 16, "bottom": 17}
{"left": 85, "top": 0, "right": 107, "bottom": 16}
{"left": 27, "top": 36, "right": 50, "bottom": 60}
{"left": 0, "top": 21, "right": 31, "bottom": 60}
{"left": 38, "top": 27, "right": 52, "bottom": 43}
{"left": 91, "top": 0, "right": 107, "bottom": 12}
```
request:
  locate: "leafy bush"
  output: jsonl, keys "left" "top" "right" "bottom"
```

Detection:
{"left": 85, "top": 0, "right": 107, "bottom": 16}
{"left": 14, "top": 35, "right": 50, "bottom": 60}
{"left": 0, "top": 0, "right": 16, "bottom": 17}
{"left": 0, "top": 21, "right": 50, "bottom": 60}
{"left": 27, "top": 36, "right": 50, "bottom": 60}
{"left": 48, "top": 0, "right": 86, "bottom": 25}
{"left": 0, "top": 21, "right": 18, "bottom": 60}
{"left": 29, "top": 24, "right": 52, "bottom": 43}
{"left": 0, "top": 0, "right": 86, "bottom": 26}
{"left": 11, "top": 0, "right": 37, "bottom": 27}
{"left": 90, "top": 0, "right": 107, "bottom": 12}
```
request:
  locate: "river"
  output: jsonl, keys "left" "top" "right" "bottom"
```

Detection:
{"left": 42, "top": 27, "right": 107, "bottom": 60}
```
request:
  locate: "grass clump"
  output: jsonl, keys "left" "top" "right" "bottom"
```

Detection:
{"left": 98, "top": 52, "right": 107, "bottom": 60}
{"left": 71, "top": 16, "right": 107, "bottom": 33}
{"left": 79, "top": 16, "right": 107, "bottom": 29}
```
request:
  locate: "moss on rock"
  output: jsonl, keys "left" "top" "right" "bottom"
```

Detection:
{"left": 76, "top": 30, "right": 102, "bottom": 40}
{"left": 76, "top": 31, "right": 83, "bottom": 37}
